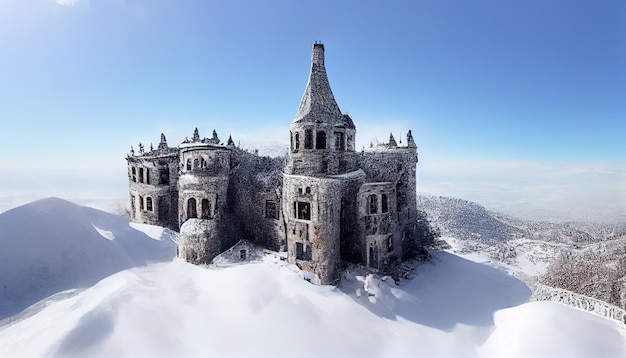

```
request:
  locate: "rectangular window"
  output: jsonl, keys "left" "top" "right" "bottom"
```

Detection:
{"left": 334, "top": 132, "right": 345, "bottom": 150}
{"left": 296, "top": 242, "right": 304, "bottom": 260}
{"left": 316, "top": 131, "right": 326, "bottom": 149}
{"left": 145, "top": 170, "right": 150, "bottom": 185}
{"left": 368, "top": 194, "right": 377, "bottom": 214}
{"left": 138, "top": 168, "right": 144, "bottom": 183}
{"left": 381, "top": 194, "right": 388, "bottom": 213}
{"left": 159, "top": 169, "right": 169, "bottom": 185}
{"left": 304, "top": 129, "right": 313, "bottom": 149}
{"left": 139, "top": 196, "right": 144, "bottom": 210}
{"left": 265, "top": 200, "right": 278, "bottom": 219}
{"left": 296, "top": 202, "right": 311, "bottom": 220}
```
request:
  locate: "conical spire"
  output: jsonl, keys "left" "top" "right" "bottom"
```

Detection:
{"left": 293, "top": 43, "right": 353, "bottom": 128}
{"left": 192, "top": 128, "right": 200, "bottom": 142}
{"left": 388, "top": 133, "right": 397, "bottom": 147}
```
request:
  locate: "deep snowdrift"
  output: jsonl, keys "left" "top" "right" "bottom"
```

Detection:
{"left": 0, "top": 197, "right": 177, "bottom": 319}
{"left": 0, "top": 198, "right": 624, "bottom": 357}
{"left": 1, "top": 255, "right": 624, "bottom": 357}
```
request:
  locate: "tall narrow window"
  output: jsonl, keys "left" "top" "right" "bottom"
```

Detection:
{"left": 187, "top": 198, "right": 197, "bottom": 219}
{"left": 131, "top": 167, "right": 137, "bottom": 182}
{"left": 145, "top": 170, "right": 150, "bottom": 185}
{"left": 316, "top": 131, "right": 326, "bottom": 149}
{"left": 193, "top": 158, "right": 199, "bottom": 169}
{"left": 201, "top": 199, "right": 211, "bottom": 219}
{"left": 304, "top": 129, "right": 313, "bottom": 149}
{"left": 381, "top": 194, "right": 388, "bottom": 213}
{"left": 296, "top": 242, "right": 304, "bottom": 260}
{"left": 186, "top": 159, "right": 191, "bottom": 170}
{"left": 139, "top": 168, "right": 144, "bottom": 183}
{"left": 294, "top": 133, "right": 300, "bottom": 151}
{"left": 368, "top": 194, "right": 377, "bottom": 214}
{"left": 334, "top": 132, "right": 345, "bottom": 150}
{"left": 159, "top": 168, "right": 169, "bottom": 185}
{"left": 139, "top": 195, "right": 144, "bottom": 210}
{"left": 146, "top": 197, "right": 153, "bottom": 211}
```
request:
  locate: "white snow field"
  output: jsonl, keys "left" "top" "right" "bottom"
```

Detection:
{"left": 0, "top": 197, "right": 177, "bottom": 320}
{"left": 0, "top": 198, "right": 625, "bottom": 357}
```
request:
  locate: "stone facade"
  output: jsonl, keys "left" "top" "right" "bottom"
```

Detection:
{"left": 126, "top": 43, "right": 419, "bottom": 284}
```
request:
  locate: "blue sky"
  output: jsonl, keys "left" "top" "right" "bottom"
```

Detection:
{"left": 0, "top": 0, "right": 624, "bottom": 221}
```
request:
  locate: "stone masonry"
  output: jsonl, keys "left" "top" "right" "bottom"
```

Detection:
{"left": 126, "top": 43, "right": 420, "bottom": 284}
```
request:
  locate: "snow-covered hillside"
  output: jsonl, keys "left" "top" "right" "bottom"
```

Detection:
{"left": 0, "top": 198, "right": 624, "bottom": 357}
{"left": 0, "top": 197, "right": 177, "bottom": 319}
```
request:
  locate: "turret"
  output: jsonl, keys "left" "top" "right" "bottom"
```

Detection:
{"left": 286, "top": 43, "right": 357, "bottom": 176}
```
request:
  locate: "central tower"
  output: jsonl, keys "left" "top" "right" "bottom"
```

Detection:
{"left": 283, "top": 43, "right": 365, "bottom": 284}
{"left": 285, "top": 43, "right": 358, "bottom": 176}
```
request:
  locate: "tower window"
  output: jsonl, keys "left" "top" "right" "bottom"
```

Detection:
{"left": 159, "top": 168, "right": 169, "bottom": 185}
{"left": 201, "top": 199, "right": 211, "bottom": 219}
{"left": 145, "top": 170, "right": 150, "bottom": 185}
{"left": 187, "top": 198, "right": 197, "bottom": 219}
{"left": 334, "top": 132, "right": 345, "bottom": 150}
{"left": 304, "top": 129, "right": 313, "bottom": 149}
{"left": 368, "top": 194, "right": 377, "bottom": 214}
{"left": 146, "top": 197, "right": 153, "bottom": 211}
{"left": 294, "top": 132, "right": 300, "bottom": 151}
{"left": 316, "top": 131, "right": 326, "bottom": 149}
{"left": 139, "top": 168, "right": 144, "bottom": 183}
{"left": 296, "top": 202, "right": 311, "bottom": 220}
{"left": 131, "top": 167, "right": 137, "bottom": 182}
{"left": 381, "top": 194, "right": 388, "bottom": 213}
{"left": 186, "top": 159, "right": 191, "bottom": 171}
{"left": 240, "top": 249, "right": 247, "bottom": 260}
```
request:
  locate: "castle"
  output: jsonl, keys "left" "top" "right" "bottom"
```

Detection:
{"left": 126, "top": 43, "right": 419, "bottom": 284}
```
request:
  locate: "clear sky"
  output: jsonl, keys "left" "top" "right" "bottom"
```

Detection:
{"left": 0, "top": 0, "right": 624, "bottom": 222}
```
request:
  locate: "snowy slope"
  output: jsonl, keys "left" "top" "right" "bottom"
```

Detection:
{"left": 0, "top": 197, "right": 177, "bottom": 319}
{"left": 0, "top": 254, "right": 624, "bottom": 357}
{"left": 0, "top": 197, "right": 624, "bottom": 357}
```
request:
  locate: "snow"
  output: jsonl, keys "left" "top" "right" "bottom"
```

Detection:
{"left": 0, "top": 197, "right": 624, "bottom": 357}
{"left": 0, "top": 197, "right": 176, "bottom": 320}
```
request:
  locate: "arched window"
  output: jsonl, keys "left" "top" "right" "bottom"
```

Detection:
{"left": 305, "top": 187, "right": 311, "bottom": 194}
{"left": 381, "top": 194, "right": 388, "bottom": 213}
{"left": 146, "top": 197, "right": 153, "bottom": 211}
{"left": 316, "top": 131, "right": 326, "bottom": 149}
{"left": 187, "top": 198, "right": 197, "bottom": 219}
{"left": 186, "top": 159, "right": 191, "bottom": 171}
{"left": 201, "top": 199, "right": 211, "bottom": 219}
{"left": 368, "top": 194, "right": 377, "bottom": 214}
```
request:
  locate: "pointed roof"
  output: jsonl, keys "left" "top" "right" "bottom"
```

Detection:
{"left": 293, "top": 43, "right": 354, "bottom": 128}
